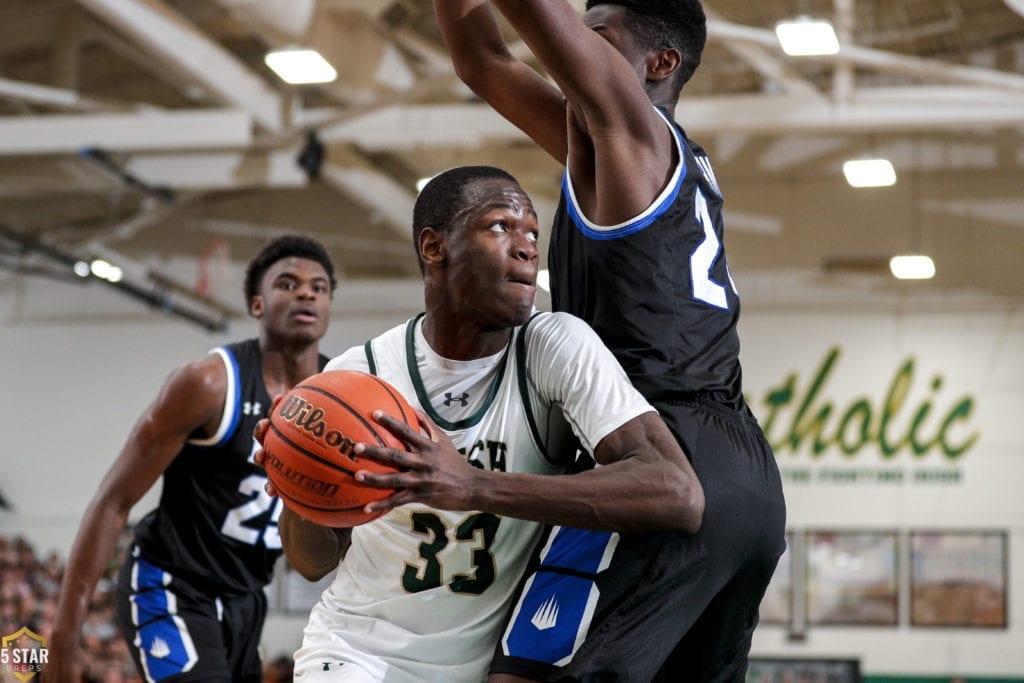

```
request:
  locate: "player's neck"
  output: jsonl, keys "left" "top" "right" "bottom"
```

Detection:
{"left": 647, "top": 83, "right": 678, "bottom": 115}
{"left": 420, "top": 313, "right": 512, "bottom": 362}
{"left": 259, "top": 339, "right": 321, "bottom": 392}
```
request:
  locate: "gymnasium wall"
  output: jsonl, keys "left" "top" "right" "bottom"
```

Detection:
{"left": 739, "top": 306, "right": 1024, "bottom": 680}
{"left": 0, "top": 268, "right": 425, "bottom": 553}
{"left": 1, "top": 269, "right": 1022, "bottom": 679}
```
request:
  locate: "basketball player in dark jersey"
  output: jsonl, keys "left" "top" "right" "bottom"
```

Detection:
{"left": 45, "top": 235, "right": 336, "bottom": 683}
{"left": 435, "top": 1, "right": 787, "bottom": 680}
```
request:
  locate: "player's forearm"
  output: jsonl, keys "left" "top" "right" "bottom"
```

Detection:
{"left": 469, "top": 457, "right": 704, "bottom": 533}
{"left": 433, "top": 0, "right": 570, "bottom": 161}
{"left": 52, "top": 498, "right": 131, "bottom": 639}
{"left": 489, "top": 0, "right": 585, "bottom": 74}
{"left": 433, "top": 0, "right": 512, "bottom": 83}
{"left": 488, "top": 0, "right": 635, "bottom": 117}
{"left": 279, "top": 506, "right": 351, "bottom": 581}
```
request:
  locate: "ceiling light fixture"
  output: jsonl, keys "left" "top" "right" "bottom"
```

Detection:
{"left": 89, "top": 258, "right": 123, "bottom": 283}
{"left": 88, "top": 260, "right": 123, "bottom": 284}
{"left": 775, "top": 15, "right": 840, "bottom": 56}
{"left": 264, "top": 47, "right": 337, "bottom": 85}
{"left": 889, "top": 255, "right": 936, "bottom": 280}
{"left": 843, "top": 158, "right": 897, "bottom": 188}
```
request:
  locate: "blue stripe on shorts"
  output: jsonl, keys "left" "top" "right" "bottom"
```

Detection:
{"left": 130, "top": 557, "right": 198, "bottom": 682}
{"left": 502, "top": 527, "right": 618, "bottom": 666}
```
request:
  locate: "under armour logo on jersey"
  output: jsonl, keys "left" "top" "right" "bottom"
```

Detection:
{"left": 242, "top": 401, "right": 262, "bottom": 416}
{"left": 443, "top": 392, "right": 470, "bottom": 407}
{"left": 530, "top": 596, "right": 560, "bottom": 631}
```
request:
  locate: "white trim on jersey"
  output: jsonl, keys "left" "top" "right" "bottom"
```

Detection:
{"left": 562, "top": 106, "right": 686, "bottom": 234}
{"left": 187, "top": 347, "right": 237, "bottom": 447}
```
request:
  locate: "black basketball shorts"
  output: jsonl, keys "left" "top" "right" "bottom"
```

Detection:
{"left": 115, "top": 547, "right": 267, "bottom": 683}
{"left": 490, "top": 397, "right": 787, "bottom": 682}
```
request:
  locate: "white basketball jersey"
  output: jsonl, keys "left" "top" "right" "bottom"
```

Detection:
{"left": 294, "top": 312, "right": 653, "bottom": 683}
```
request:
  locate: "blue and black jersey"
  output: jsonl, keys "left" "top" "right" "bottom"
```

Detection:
{"left": 132, "top": 339, "right": 329, "bottom": 594}
{"left": 549, "top": 107, "right": 744, "bottom": 409}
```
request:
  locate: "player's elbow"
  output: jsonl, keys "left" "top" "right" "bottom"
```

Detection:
{"left": 450, "top": 57, "right": 478, "bottom": 88}
{"left": 666, "top": 466, "right": 705, "bottom": 534}
{"left": 681, "top": 476, "right": 705, "bottom": 534}
{"left": 291, "top": 562, "right": 332, "bottom": 583}
{"left": 454, "top": 65, "right": 493, "bottom": 101}
{"left": 284, "top": 544, "right": 343, "bottom": 582}
{"left": 454, "top": 55, "right": 512, "bottom": 101}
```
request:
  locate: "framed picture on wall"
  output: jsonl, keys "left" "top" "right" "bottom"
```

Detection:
{"left": 806, "top": 531, "right": 898, "bottom": 626}
{"left": 910, "top": 530, "right": 1007, "bottom": 628}
{"left": 758, "top": 532, "right": 793, "bottom": 625}
{"left": 747, "top": 657, "right": 861, "bottom": 683}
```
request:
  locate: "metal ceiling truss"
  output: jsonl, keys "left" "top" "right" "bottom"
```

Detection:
{"left": 1, "top": 0, "right": 1022, "bottom": 316}
{"left": 0, "top": 222, "right": 234, "bottom": 332}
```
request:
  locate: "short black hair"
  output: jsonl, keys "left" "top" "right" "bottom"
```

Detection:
{"left": 243, "top": 234, "right": 337, "bottom": 303}
{"left": 412, "top": 165, "right": 520, "bottom": 274}
{"left": 585, "top": 0, "right": 707, "bottom": 92}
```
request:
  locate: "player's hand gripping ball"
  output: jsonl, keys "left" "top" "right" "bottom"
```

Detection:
{"left": 263, "top": 370, "right": 417, "bottom": 527}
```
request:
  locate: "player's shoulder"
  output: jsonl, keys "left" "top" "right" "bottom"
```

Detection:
{"left": 524, "top": 310, "right": 596, "bottom": 339}
{"left": 522, "top": 311, "right": 606, "bottom": 359}
{"left": 190, "top": 337, "right": 258, "bottom": 380}
{"left": 157, "top": 342, "right": 238, "bottom": 409}
{"left": 325, "top": 345, "right": 369, "bottom": 373}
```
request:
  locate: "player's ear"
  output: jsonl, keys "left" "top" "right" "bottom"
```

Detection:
{"left": 647, "top": 47, "right": 681, "bottom": 83}
{"left": 249, "top": 295, "right": 264, "bottom": 318}
{"left": 419, "top": 227, "right": 446, "bottom": 269}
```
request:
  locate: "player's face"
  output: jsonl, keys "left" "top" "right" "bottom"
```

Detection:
{"left": 251, "top": 257, "right": 331, "bottom": 343}
{"left": 444, "top": 178, "right": 540, "bottom": 329}
{"left": 583, "top": 5, "right": 649, "bottom": 80}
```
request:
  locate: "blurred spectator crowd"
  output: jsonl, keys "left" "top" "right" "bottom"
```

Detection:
{"left": 0, "top": 534, "right": 138, "bottom": 683}
{"left": 0, "top": 533, "right": 297, "bottom": 683}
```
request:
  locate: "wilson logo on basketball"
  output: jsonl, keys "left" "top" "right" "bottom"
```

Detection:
{"left": 277, "top": 394, "right": 359, "bottom": 461}
{"left": 264, "top": 370, "right": 414, "bottom": 527}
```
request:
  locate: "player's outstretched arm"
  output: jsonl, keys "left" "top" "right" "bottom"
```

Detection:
{"left": 433, "top": 0, "right": 567, "bottom": 161}
{"left": 354, "top": 410, "right": 704, "bottom": 534}
{"left": 488, "top": 0, "right": 678, "bottom": 225}
{"left": 44, "top": 356, "right": 227, "bottom": 683}
{"left": 489, "top": 0, "right": 664, "bottom": 133}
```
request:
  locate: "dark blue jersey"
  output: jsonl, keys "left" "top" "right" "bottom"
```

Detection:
{"left": 132, "top": 339, "right": 329, "bottom": 594}
{"left": 549, "top": 108, "right": 744, "bottom": 409}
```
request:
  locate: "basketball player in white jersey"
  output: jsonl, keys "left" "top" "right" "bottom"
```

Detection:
{"left": 255, "top": 165, "right": 704, "bottom": 682}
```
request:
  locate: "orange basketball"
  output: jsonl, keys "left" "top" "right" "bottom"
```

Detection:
{"left": 263, "top": 370, "right": 417, "bottom": 527}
